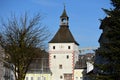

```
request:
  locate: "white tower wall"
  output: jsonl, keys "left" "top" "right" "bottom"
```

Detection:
{"left": 49, "top": 43, "right": 79, "bottom": 80}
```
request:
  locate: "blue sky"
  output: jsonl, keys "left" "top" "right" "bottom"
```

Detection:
{"left": 0, "top": 0, "right": 112, "bottom": 48}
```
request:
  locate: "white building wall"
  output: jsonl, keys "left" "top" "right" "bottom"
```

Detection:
{"left": 25, "top": 73, "right": 51, "bottom": 80}
{"left": 87, "top": 62, "right": 94, "bottom": 73}
{"left": 49, "top": 43, "right": 79, "bottom": 80}
{"left": 50, "top": 53, "right": 73, "bottom": 80}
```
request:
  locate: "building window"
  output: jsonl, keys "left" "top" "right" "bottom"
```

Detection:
{"left": 66, "top": 55, "right": 69, "bottom": 59}
{"left": 44, "top": 77, "right": 46, "bottom": 80}
{"left": 38, "top": 77, "right": 40, "bottom": 80}
{"left": 53, "top": 46, "right": 55, "bottom": 49}
{"left": 31, "top": 77, "right": 33, "bottom": 80}
{"left": 53, "top": 55, "right": 56, "bottom": 59}
{"left": 68, "top": 46, "right": 71, "bottom": 49}
{"left": 26, "top": 77, "right": 28, "bottom": 80}
{"left": 60, "top": 75, "right": 63, "bottom": 79}
{"left": 59, "top": 64, "right": 62, "bottom": 69}
{"left": 80, "top": 77, "right": 83, "bottom": 80}
{"left": 76, "top": 77, "right": 78, "bottom": 80}
{"left": 41, "top": 76, "right": 46, "bottom": 80}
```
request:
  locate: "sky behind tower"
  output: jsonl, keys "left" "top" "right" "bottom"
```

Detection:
{"left": 0, "top": 0, "right": 112, "bottom": 48}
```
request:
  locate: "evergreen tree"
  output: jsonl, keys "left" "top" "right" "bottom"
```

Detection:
{"left": 91, "top": 0, "right": 120, "bottom": 80}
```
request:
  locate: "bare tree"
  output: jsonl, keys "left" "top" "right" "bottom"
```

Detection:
{"left": 0, "top": 13, "right": 50, "bottom": 80}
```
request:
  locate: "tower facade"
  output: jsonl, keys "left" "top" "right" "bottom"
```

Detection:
{"left": 49, "top": 8, "right": 79, "bottom": 80}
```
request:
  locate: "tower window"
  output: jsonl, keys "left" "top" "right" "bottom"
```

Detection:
{"left": 68, "top": 46, "right": 71, "bottom": 49}
{"left": 53, "top": 55, "right": 56, "bottom": 59}
{"left": 66, "top": 55, "right": 69, "bottom": 59}
{"left": 53, "top": 46, "right": 55, "bottom": 49}
{"left": 59, "top": 64, "right": 62, "bottom": 69}
{"left": 60, "top": 75, "right": 63, "bottom": 79}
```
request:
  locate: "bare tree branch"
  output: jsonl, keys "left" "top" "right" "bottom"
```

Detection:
{"left": 0, "top": 13, "right": 50, "bottom": 80}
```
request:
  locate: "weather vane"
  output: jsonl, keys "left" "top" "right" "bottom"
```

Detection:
{"left": 63, "top": 3, "right": 66, "bottom": 9}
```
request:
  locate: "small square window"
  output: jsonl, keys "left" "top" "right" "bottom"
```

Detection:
{"left": 54, "top": 55, "right": 56, "bottom": 59}
{"left": 60, "top": 75, "right": 63, "bottom": 79}
{"left": 68, "top": 46, "right": 70, "bottom": 49}
{"left": 76, "top": 77, "right": 78, "bottom": 80}
{"left": 66, "top": 55, "right": 69, "bottom": 59}
{"left": 26, "top": 77, "right": 28, "bottom": 80}
{"left": 80, "top": 77, "right": 83, "bottom": 80}
{"left": 38, "top": 77, "right": 40, "bottom": 80}
{"left": 53, "top": 46, "right": 55, "bottom": 49}
{"left": 31, "top": 77, "right": 33, "bottom": 80}
{"left": 59, "top": 64, "right": 62, "bottom": 69}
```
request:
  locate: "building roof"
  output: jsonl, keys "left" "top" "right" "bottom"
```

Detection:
{"left": 60, "top": 8, "right": 68, "bottom": 18}
{"left": 49, "top": 25, "right": 79, "bottom": 45}
{"left": 27, "top": 50, "right": 51, "bottom": 73}
{"left": 27, "top": 58, "right": 51, "bottom": 74}
{"left": 75, "top": 55, "right": 87, "bottom": 69}
{"left": 75, "top": 53, "right": 95, "bottom": 69}
{"left": 49, "top": 8, "right": 79, "bottom": 45}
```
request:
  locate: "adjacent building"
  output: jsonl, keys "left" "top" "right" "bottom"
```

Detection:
{"left": 0, "top": 46, "right": 15, "bottom": 80}
{"left": 0, "top": 46, "right": 5, "bottom": 80}
{"left": 25, "top": 50, "right": 52, "bottom": 80}
{"left": 74, "top": 53, "right": 95, "bottom": 80}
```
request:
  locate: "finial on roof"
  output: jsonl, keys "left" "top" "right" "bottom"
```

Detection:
{"left": 63, "top": 3, "right": 66, "bottom": 9}
{"left": 60, "top": 4, "right": 68, "bottom": 18}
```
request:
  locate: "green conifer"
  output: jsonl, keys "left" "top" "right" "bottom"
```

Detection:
{"left": 91, "top": 0, "right": 120, "bottom": 80}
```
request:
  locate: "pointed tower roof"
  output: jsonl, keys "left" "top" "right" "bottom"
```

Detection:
{"left": 60, "top": 6, "right": 68, "bottom": 18}
{"left": 49, "top": 7, "right": 79, "bottom": 45}
{"left": 49, "top": 26, "right": 79, "bottom": 45}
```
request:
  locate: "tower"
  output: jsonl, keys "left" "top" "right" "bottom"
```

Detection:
{"left": 60, "top": 6, "right": 69, "bottom": 26}
{"left": 49, "top": 7, "right": 79, "bottom": 80}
